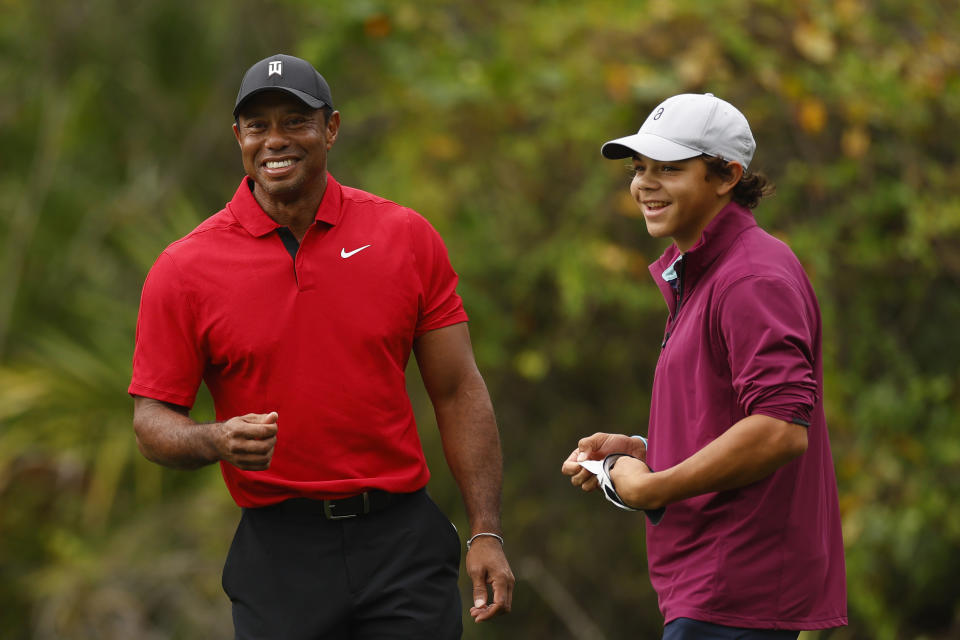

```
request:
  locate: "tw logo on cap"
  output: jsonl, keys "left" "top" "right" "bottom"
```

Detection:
{"left": 268, "top": 61, "right": 282, "bottom": 76}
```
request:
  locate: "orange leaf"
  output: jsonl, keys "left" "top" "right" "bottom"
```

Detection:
{"left": 798, "top": 98, "right": 827, "bottom": 134}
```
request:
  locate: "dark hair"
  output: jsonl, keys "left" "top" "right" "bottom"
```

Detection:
{"left": 701, "top": 155, "right": 775, "bottom": 209}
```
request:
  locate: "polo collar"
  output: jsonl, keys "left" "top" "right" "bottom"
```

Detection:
{"left": 227, "top": 173, "right": 344, "bottom": 237}
{"left": 649, "top": 202, "right": 758, "bottom": 302}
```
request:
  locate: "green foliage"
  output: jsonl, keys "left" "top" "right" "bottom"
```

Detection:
{"left": 2, "top": 0, "right": 959, "bottom": 638}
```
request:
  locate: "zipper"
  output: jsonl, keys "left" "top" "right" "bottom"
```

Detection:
{"left": 661, "top": 256, "right": 685, "bottom": 349}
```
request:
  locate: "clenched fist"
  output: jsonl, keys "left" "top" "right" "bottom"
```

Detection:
{"left": 216, "top": 412, "right": 279, "bottom": 470}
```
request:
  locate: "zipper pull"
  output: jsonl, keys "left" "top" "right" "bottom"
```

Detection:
{"left": 661, "top": 331, "right": 671, "bottom": 348}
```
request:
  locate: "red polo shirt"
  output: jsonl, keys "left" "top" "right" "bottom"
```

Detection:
{"left": 129, "top": 175, "right": 468, "bottom": 507}
{"left": 646, "top": 203, "right": 847, "bottom": 629}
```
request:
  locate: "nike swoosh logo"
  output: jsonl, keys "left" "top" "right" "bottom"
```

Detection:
{"left": 340, "top": 245, "right": 372, "bottom": 258}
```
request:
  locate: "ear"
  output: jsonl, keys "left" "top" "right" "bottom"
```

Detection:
{"left": 716, "top": 162, "right": 743, "bottom": 197}
{"left": 233, "top": 122, "right": 242, "bottom": 146}
{"left": 325, "top": 110, "right": 341, "bottom": 150}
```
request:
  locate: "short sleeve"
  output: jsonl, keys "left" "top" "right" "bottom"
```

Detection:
{"left": 717, "top": 276, "right": 818, "bottom": 426}
{"left": 128, "top": 252, "right": 205, "bottom": 408}
{"left": 407, "top": 212, "right": 468, "bottom": 337}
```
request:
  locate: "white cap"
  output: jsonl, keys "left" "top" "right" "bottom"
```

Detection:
{"left": 601, "top": 93, "right": 756, "bottom": 169}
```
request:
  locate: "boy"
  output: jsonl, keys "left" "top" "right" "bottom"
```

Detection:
{"left": 562, "top": 93, "right": 846, "bottom": 639}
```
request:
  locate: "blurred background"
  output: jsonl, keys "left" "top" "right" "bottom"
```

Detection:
{"left": 2, "top": 0, "right": 959, "bottom": 638}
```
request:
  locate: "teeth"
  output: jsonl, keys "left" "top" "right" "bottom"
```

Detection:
{"left": 646, "top": 201, "right": 669, "bottom": 208}
{"left": 266, "top": 159, "right": 293, "bottom": 169}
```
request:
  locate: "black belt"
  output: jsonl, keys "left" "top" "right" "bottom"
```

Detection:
{"left": 262, "top": 488, "right": 423, "bottom": 520}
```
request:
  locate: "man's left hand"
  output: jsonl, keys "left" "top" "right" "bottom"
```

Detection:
{"left": 466, "top": 537, "right": 514, "bottom": 622}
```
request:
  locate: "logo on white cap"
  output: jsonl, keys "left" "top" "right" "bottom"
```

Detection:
{"left": 268, "top": 61, "right": 282, "bottom": 76}
{"left": 601, "top": 93, "right": 756, "bottom": 169}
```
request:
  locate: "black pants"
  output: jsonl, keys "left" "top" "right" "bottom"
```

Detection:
{"left": 222, "top": 490, "right": 462, "bottom": 639}
{"left": 663, "top": 618, "right": 800, "bottom": 639}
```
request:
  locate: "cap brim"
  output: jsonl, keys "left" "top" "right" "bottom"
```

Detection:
{"left": 233, "top": 87, "right": 328, "bottom": 117}
{"left": 601, "top": 132, "right": 703, "bottom": 161}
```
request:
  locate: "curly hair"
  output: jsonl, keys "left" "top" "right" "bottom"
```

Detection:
{"left": 701, "top": 155, "right": 775, "bottom": 209}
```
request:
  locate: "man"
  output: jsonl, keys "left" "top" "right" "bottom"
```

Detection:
{"left": 129, "top": 53, "right": 513, "bottom": 639}
{"left": 561, "top": 93, "right": 846, "bottom": 638}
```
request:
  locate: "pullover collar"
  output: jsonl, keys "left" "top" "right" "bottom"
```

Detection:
{"left": 649, "top": 202, "right": 758, "bottom": 316}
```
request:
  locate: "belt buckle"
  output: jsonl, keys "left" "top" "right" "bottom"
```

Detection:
{"left": 323, "top": 492, "right": 370, "bottom": 520}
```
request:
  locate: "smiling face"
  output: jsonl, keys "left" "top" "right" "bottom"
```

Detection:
{"left": 233, "top": 91, "right": 340, "bottom": 205}
{"left": 629, "top": 154, "right": 739, "bottom": 252}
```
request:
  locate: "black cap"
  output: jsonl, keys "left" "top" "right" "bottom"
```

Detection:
{"left": 234, "top": 54, "right": 334, "bottom": 117}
